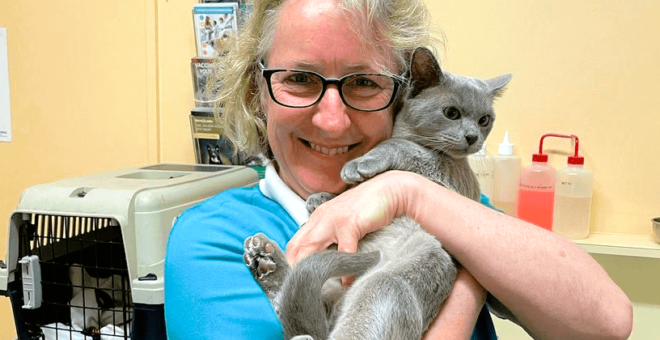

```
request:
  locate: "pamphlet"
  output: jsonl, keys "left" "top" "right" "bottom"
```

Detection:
{"left": 191, "top": 57, "right": 221, "bottom": 107}
{"left": 193, "top": 3, "right": 239, "bottom": 58}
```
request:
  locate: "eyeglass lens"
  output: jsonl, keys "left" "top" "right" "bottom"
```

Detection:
{"left": 269, "top": 71, "right": 396, "bottom": 111}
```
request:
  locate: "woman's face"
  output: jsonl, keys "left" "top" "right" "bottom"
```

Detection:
{"left": 265, "top": 0, "right": 396, "bottom": 199}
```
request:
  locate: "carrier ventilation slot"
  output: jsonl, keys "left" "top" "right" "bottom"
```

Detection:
{"left": 29, "top": 214, "right": 118, "bottom": 250}
{"left": 23, "top": 214, "right": 122, "bottom": 264}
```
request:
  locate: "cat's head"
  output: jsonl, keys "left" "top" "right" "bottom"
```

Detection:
{"left": 394, "top": 47, "right": 511, "bottom": 159}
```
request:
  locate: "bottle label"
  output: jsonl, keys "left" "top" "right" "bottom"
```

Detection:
{"left": 519, "top": 184, "right": 553, "bottom": 190}
{"left": 474, "top": 171, "right": 494, "bottom": 180}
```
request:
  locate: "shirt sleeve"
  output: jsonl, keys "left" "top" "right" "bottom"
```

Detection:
{"left": 479, "top": 193, "right": 505, "bottom": 213}
{"left": 164, "top": 190, "right": 295, "bottom": 340}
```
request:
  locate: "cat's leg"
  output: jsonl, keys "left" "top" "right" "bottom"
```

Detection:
{"left": 320, "top": 278, "right": 345, "bottom": 328}
{"left": 341, "top": 139, "right": 433, "bottom": 184}
{"left": 277, "top": 250, "right": 380, "bottom": 340}
{"left": 245, "top": 234, "right": 337, "bottom": 340}
{"left": 329, "top": 220, "right": 456, "bottom": 340}
{"left": 243, "top": 233, "right": 291, "bottom": 302}
{"left": 330, "top": 269, "right": 425, "bottom": 340}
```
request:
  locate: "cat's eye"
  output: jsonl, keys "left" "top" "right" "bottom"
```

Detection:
{"left": 444, "top": 107, "right": 461, "bottom": 120}
{"left": 479, "top": 115, "right": 492, "bottom": 127}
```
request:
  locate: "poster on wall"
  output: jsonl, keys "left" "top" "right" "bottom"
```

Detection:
{"left": 0, "top": 28, "right": 11, "bottom": 142}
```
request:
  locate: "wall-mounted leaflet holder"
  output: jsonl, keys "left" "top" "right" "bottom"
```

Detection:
{"left": 20, "top": 255, "right": 42, "bottom": 309}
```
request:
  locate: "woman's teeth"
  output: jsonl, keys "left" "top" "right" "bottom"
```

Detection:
{"left": 309, "top": 142, "right": 350, "bottom": 155}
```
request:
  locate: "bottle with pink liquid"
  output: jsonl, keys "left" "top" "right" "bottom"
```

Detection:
{"left": 516, "top": 152, "right": 555, "bottom": 231}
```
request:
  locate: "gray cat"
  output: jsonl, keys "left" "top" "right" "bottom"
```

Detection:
{"left": 244, "top": 47, "right": 511, "bottom": 340}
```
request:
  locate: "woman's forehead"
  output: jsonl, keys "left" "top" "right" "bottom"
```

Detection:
{"left": 269, "top": 0, "right": 396, "bottom": 73}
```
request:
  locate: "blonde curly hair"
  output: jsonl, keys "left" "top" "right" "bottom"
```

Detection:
{"left": 211, "top": 0, "right": 441, "bottom": 158}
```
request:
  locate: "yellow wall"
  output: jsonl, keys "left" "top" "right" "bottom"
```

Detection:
{"left": 0, "top": 0, "right": 196, "bottom": 338}
{"left": 0, "top": 0, "right": 658, "bottom": 339}
{"left": 427, "top": 0, "right": 660, "bottom": 237}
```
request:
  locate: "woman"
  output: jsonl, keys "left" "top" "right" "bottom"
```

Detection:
{"left": 164, "top": 0, "right": 632, "bottom": 339}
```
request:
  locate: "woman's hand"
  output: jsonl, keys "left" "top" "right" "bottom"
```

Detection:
{"left": 423, "top": 266, "right": 487, "bottom": 340}
{"left": 285, "top": 171, "right": 415, "bottom": 265}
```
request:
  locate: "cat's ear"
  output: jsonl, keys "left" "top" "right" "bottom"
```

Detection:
{"left": 409, "top": 47, "right": 443, "bottom": 98}
{"left": 486, "top": 74, "right": 512, "bottom": 99}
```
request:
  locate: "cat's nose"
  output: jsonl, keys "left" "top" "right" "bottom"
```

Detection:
{"left": 465, "top": 134, "right": 478, "bottom": 146}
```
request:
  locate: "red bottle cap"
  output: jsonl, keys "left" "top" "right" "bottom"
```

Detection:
{"left": 532, "top": 153, "right": 548, "bottom": 162}
{"left": 568, "top": 156, "right": 584, "bottom": 165}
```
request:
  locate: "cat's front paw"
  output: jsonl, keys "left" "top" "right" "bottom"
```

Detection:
{"left": 291, "top": 336, "right": 315, "bottom": 340}
{"left": 341, "top": 154, "right": 390, "bottom": 184}
{"left": 305, "top": 192, "right": 337, "bottom": 213}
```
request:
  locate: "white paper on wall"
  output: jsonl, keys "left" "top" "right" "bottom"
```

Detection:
{"left": 0, "top": 28, "right": 11, "bottom": 142}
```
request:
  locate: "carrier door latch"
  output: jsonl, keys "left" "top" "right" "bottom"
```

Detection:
{"left": 19, "top": 255, "right": 42, "bottom": 309}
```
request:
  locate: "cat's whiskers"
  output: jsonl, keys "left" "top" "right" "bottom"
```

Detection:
{"left": 412, "top": 135, "right": 457, "bottom": 154}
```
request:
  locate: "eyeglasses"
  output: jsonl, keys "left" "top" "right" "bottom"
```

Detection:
{"left": 260, "top": 62, "right": 405, "bottom": 112}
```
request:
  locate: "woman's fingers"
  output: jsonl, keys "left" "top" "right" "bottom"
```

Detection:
{"left": 285, "top": 171, "right": 410, "bottom": 265}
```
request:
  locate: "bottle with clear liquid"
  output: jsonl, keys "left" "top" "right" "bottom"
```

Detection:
{"left": 553, "top": 155, "right": 593, "bottom": 239}
{"left": 516, "top": 153, "right": 555, "bottom": 231}
{"left": 468, "top": 145, "right": 495, "bottom": 198}
{"left": 492, "top": 132, "right": 521, "bottom": 215}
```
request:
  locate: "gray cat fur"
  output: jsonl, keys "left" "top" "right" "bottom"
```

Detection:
{"left": 244, "top": 47, "right": 512, "bottom": 340}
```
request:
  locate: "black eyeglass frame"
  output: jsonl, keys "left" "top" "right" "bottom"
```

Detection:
{"left": 260, "top": 62, "right": 406, "bottom": 112}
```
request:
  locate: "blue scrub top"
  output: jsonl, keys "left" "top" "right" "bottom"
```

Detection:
{"left": 164, "top": 186, "right": 498, "bottom": 339}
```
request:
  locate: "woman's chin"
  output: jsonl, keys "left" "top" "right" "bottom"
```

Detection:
{"left": 300, "top": 173, "right": 349, "bottom": 199}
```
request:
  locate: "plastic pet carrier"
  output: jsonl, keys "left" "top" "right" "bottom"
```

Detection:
{"left": 0, "top": 164, "right": 259, "bottom": 340}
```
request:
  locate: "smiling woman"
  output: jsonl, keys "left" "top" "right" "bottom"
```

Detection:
{"left": 263, "top": 0, "right": 398, "bottom": 198}
{"left": 164, "top": 0, "right": 632, "bottom": 339}
{"left": 164, "top": 0, "right": 443, "bottom": 338}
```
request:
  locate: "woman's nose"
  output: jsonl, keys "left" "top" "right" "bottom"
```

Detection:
{"left": 311, "top": 86, "right": 351, "bottom": 136}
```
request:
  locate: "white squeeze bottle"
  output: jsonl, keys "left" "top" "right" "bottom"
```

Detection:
{"left": 553, "top": 147, "right": 593, "bottom": 240}
{"left": 491, "top": 132, "right": 521, "bottom": 215}
{"left": 468, "top": 145, "right": 494, "bottom": 198}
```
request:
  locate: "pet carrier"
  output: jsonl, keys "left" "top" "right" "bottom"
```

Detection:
{"left": 0, "top": 163, "right": 259, "bottom": 340}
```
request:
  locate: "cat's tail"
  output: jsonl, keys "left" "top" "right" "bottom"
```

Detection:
{"left": 278, "top": 250, "right": 381, "bottom": 339}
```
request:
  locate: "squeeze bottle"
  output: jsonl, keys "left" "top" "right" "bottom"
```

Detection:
{"left": 516, "top": 133, "right": 572, "bottom": 231}
{"left": 491, "top": 132, "right": 521, "bottom": 215}
{"left": 517, "top": 153, "right": 555, "bottom": 230}
{"left": 553, "top": 136, "right": 593, "bottom": 239}
{"left": 468, "top": 145, "right": 494, "bottom": 198}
